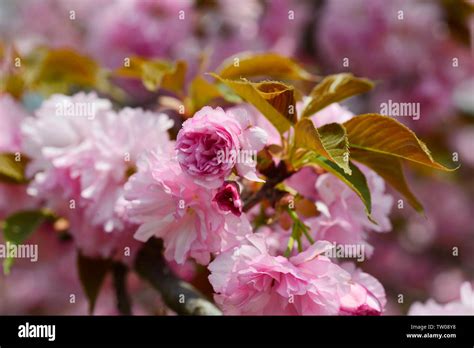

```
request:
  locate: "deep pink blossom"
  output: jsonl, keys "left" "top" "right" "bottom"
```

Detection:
{"left": 176, "top": 106, "right": 267, "bottom": 188}
{"left": 213, "top": 181, "right": 243, "bottom": 217}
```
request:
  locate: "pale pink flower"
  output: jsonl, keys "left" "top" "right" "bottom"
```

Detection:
{"left": 305, "top": 167, "right": 393, "bottom": 256}
{"left": 339, "top": 263, "right": 386, "bottom": 315}
{"left": 124, "top": 151, "right": 252, "bottom": 265}
{"left": 21, "top": 92, "right": 173, "bottom": 260}
{"left": 308, "top": 102, "right": 354, "bottom": 127}
{"left": 176, "top": 106, "right": 267, "bottom": 188}
{"left": 86, "top": 0, "right": 194, "bottom": 68}
{"left": 228, "top": 104, "right": 281, "bottom": 146}
{"left": 209, "top": 234, "right": 385, "bottom": 315}
{"left": 409, "top": 282, "right": 474, "bottom": 315}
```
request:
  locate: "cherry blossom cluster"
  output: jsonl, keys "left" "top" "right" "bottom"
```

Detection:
{"left": 0, "top": 90, "right": 400, "bottom": 315}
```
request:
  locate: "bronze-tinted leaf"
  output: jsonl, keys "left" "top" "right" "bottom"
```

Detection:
{"left": 302, "top": 73, "right": 374, "bottom": 118}
{"left": 210, "top": 74, "right": 292, "bottom": 134}
{"left": 294, "top": 119, "right": 351, "bottom": 174}
{"left": 0, "top": 153, "right": 28, "bottom": 184}
{"left": 343, "top": 114, "right": 456, "bottom": 171}
{"left": 189, "top": 76, "right": 222, "bottom": 112}
{"left": 293, "top": 151, "right": 372, "bottom": 218}
{"left": 218, "top": 52, "right": 317, "bottom": 81}
{"left": 29, "top": 49, "right": 100, "bottom": 94}
{"left": 115, "top": 57, "right": 186, "bottom": 94}
{"left": 255, "top": 81, "right": 296, "bottom": 123}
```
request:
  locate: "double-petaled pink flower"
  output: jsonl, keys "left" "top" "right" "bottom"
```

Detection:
{"left": 208, "top": 234, "right": 386, "bottom": 315}
{"left": 124, "top": 151, "right": 251, "bottom": 265}
{"left": 21, "top": 92, "right": 174, "bottom": 261}
{"left": 176, "top": 106, "right": 268, "bottom": 188}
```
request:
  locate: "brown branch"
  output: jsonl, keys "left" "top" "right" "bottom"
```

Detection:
{"left": 243, "top": 161, "right": 294, "bottom": 212}
{"left": 134, "top": 238, "right": 222, "bottom": 316}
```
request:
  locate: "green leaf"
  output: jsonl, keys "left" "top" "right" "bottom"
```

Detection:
{"left": 350, "top": 148, "right": 423, "bottom": 213}
{"left": 293, "top": 152, "right": 372, "bottom": 218}
{"left": 0, "top": 153, "right": 28, "bottom": 184}
{"left": 2, "top": 210, "right": 50, "bottom": 274}
{"left": 115, "top": 57, "right": 187, "bottom": 94}
{"left": 2, "top": 211, "right": 47, "bottom": 244}
{"left": 217, "top": 52, "right": 317, "bottom": 81}
{"left": 343, "top": 114, "right": 457, "bottom": 171}
{"left": 77, "top": 252, "right": 112, "bottom": 314}
{"left": 210, "top": 73, "right": 292, "bottom": 134}
{"left": 301, "top": 73, "right": 374, "bottom": 118}
{"left": 294, "top": 119, "right": 351, "bottom": 174}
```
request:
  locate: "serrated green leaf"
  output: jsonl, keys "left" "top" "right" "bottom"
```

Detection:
{"left": 293, "top": 152, "right": 372, "bottom": 218}
{"left": 302, "top": 73, "right": 374, "bottom": 118}
{"left": 294, "top": 119, "right": 351, "bottom": 174}
{"left": 2, "top": 210, "right": 49, "bottom": 274}
{"left": 343, "top": 114, "right": 457, "bottom": 171}
{"left": 217, "top": 52, "right": 317, "bottom": 81}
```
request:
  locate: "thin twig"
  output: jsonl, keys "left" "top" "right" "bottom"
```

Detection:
{"left": 243, "top": 161, "right": 294, "bottom": 212}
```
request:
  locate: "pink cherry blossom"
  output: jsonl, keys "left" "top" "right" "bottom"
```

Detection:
{"left": 339, "top": 263, "right": 386, "bottom": 315}
{"left": 208, "top": 234, "right": 386, "bottom": 315}
{"left": 124, "top": 151, "right": 252, "bottom": 265}
{"left": 176, "top": 106, "right": 267, "bottom": 188}
{"left": 21, "top": 92, "right": 173, "bottom": 261}
{"left": 86, "top": 0, "right": 194, "bottom": 68}
{"left": 213, "top": 181, "right": 243, "bottom": 217}
{"left": 304, "top": 166, "right": 393, "bottom": 256}
{"left": 409, "top": 282, "right": 474, "bottom": 315}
